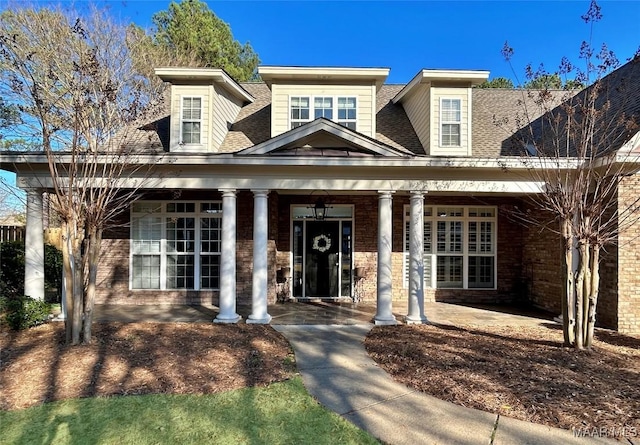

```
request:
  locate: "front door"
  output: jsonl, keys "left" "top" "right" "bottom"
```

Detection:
{"left": 291, "top": 206, "right": 353, "bottom": 299}
{"left": 305, "top": 221, "right": 340, "bottom": 297}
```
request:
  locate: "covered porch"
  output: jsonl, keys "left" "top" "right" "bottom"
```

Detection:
{"left": 88, "top": 300, "right": 556, "bottom": 327}
{"left": 9, "top": 120, "right": 548, "bottom": 326}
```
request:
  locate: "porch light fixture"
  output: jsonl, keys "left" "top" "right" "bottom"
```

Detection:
{"left": 313, "top": 198, "right": 328, "bottom": 220}
{"left": 308, "top": 191, "right": 333, "bottom": 220}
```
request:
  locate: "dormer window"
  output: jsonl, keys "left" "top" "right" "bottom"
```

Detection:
{"left": 337, "top": 97, "right": 357, "bottom": 130}
{"left": 440, "top": 98, "right": 461, "bottom": 147}
{"left": 291, "top": 97, "right": 310, "bottom": 128}
{"left": 289, "top": 95, "right": 358, "bottom": 130}
{"left": 314, "top": 97, "right": 333, "bottom": 119}
{"left": 181, "top": 97, "right": 202, "bottom": 144}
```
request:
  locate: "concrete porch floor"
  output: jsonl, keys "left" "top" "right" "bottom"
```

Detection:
{"left": 92, "top": 300, "right": 556, "bottom": 327}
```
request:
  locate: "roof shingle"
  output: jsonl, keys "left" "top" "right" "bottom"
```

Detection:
{"left": 140, "top": 57, "right": 640, "bottom": 158}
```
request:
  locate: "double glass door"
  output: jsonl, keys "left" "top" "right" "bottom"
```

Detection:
{"left": 292, "top": 218, "right": 352, "bottom": 299}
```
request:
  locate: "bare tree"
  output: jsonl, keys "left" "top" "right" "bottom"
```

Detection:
{"left": 0, "top": 183, "right": 22, "bottom": 221}
{"left": 0, "top": 6, "right": 165, "bottom": 344}
{"left": 499, "top": 1, "right": 640, "bottom": 349}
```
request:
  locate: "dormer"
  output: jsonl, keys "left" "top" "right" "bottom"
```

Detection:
{"left": 393, "top": 70, "right": 489, "bottom": 156}
{"left": 258, "top": 66, "right": 389, "bottom": 138}
{"left": 155, "top": 68, "right": 254, "bottom": 152}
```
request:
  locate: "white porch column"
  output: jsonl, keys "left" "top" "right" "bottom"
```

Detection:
{"left": 406, "top": 191, "right": 428, "bottom": 324}
{"left": 214, "top": 189, "right": 241, "bottom": 323}
{"left": 24, "top": 189, "right": 45, "bottom": 300}
{"left": 248, "top": 189, "right": 271, "bottom": 324}
{"left": 374, "top": 190, "right": 397, "bottom": 325}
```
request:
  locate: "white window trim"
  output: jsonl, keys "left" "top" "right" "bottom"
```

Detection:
{"left": 402, "top": 205, "right": 497, "bottom": 290}
{"left": 336, "top": 97, "right": 357, "bottom": 130}
{"left": 130, "top": 201, "right": 222, "bottom": 291}
{"left": 439, "top": 97, "right": 462, "bottom": 148}
{"left": 313, "top": 96, "right": 334, "bottom": 120}
{"left": 289, "top": 96, "right": 311, "bottom": 129}
{"left": 180, "top": 96, "right": 203, "bottom": 146}
{"left": 288, "top": 95, "right": 358, "bottom": 131}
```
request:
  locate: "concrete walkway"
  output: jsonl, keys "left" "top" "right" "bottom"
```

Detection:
{"left": 274, "top": 325, "right": 614, "bottom": 445}
{"left": 90, "top": 302, "right": 619, "bottom": 444}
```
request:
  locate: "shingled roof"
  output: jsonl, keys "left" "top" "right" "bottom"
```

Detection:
{"left": 138, "top": 58, "right": 639, "bottom": 158}
{"left": 217, "top": 83, "right": 425, "bottom": 154}
{"left": 212, "top": 82, "right": 569, "bottom": 158}
{"left": 497, "top": 56, "right": 640, "bottom": 158}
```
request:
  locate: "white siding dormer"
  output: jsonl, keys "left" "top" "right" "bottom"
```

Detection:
{"left": 211, "top": 83, "right": 243, "bottom": 150}
{"left": 259, "top": 67, "right": 389, "bottom": 139}
{"left": 430, "top": 88, "right": 472, "bottom": 156}
{"left": 168, "top": 84, "right": 244, "bottom": 152}
{"left": 156, "top": 68, "right": 254, "bottom": 153}
{"left": 170, "top": 86, "right": 210, "bottom": 152}
{"left": 271, "top": 84, "right": 375, "bottom": 137}
{"left": 393, "top": 69, "right": 488, "bottom": 156}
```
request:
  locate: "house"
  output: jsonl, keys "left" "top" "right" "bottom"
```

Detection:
{"left": 1, "top": 59, "right": 639, "bottom": 333}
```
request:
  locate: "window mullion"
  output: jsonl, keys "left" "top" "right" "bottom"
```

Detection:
{"left": 463, "top": 218, "right": 468, "bottom": 289}
{"left": 195, "top": 204, "right": 201, "bottom": 291}
{"left": 160, "top": 206, "right": 167, "bottom": 290}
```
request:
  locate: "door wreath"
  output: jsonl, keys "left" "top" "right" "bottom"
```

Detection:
{"left": 312, "top": 234, "right": 332, "bottom": 253}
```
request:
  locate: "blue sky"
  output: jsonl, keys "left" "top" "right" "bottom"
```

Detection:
{"left": 6, "top": 0, "right": 638, "bottom": 83}
{"left": 109, "top": 0, "right": 639, "bottom": 84}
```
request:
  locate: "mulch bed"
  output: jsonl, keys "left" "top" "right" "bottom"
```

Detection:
{"left": 365, "top": 323, "right": 639, "bottom": 438}
{"left": 0, "top": 322, "right": 295, "bottom": 411}
{"left": 4, "top": 319, "right": 639, "bottom": 442}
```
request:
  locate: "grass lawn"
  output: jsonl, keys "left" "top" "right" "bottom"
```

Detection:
{"left": 0, "top": 377, "right": 380, "bottom": 445}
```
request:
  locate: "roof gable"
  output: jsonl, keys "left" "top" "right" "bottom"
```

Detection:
{"left": 236, "top": 118, "right": 413, "bottom": 157}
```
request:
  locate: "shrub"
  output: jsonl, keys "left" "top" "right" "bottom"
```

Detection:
{"left": 0, "top": 240, "right": 25, "bottom": 297}
{"left": 0, "top": 241, "right": 63, "bottom": 302}
{"left": 4, "top": 296, "right": 52, "bottom": 330}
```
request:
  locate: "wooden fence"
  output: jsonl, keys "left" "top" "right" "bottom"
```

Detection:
{"left": 0, "top": 225, "right": 25, "bottom": 242}
{"left": 0, "top": 226, "right": 63, "bottom": 249}
{"left": 44, "top": 228, "right": 63, "bottom": 250}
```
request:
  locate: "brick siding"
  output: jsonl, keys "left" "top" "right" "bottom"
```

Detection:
{"left": 616, "top": 175, "right": 640, "bottom": 335}
{"left": 93, "top": 188, "right": 639, "bottom": 335}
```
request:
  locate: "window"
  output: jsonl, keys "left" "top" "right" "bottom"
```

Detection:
{"left": 337, "top": 97, "right": 357, "bottom": 130}
{"left": 314, "top": 97, "right": 333, "bottom": 119}
{"left": 440, "top": 98, "right": 461, "bottom": 147}
{"left": 403, "top": 206, "right": 496, "bottom": 289}
{"left": 131, "top": 201, "right": 222, "bottom": 290}
{"left": 181, "top": 97, "right": 202, "bottom": 144}
{"left": 290, "top": 97, "right": 310, "bottom": 128}
{"left": 290, "top": 96, "right": 357, "bottom": 130}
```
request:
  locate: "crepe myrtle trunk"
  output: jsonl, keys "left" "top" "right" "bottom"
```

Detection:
{"left": 61, "top": 222, "right": 74, "bottom": 345}
{"left": 585, "top": 246, "right": 600, "bottom": 348}
{"left": 561, "top": 220, "right": 602, "bottom": 350}
{"left": 61, "top": 217, "right": 86, "bottom": 346}
{"left": 561, "top": 218, "right": 576, "bottom": 347}
{"left": 82, "top": 226, "right": 101, "bottom": 344}
{"left": 71, "top": 229, "right": 84, "bottom": 346}
{"left": 574, "top": 242, "right": 587, "bottom": 350}
{"left": 572, "top": 236, "right": 605, "bottom": 349}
